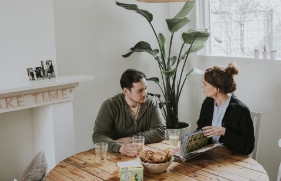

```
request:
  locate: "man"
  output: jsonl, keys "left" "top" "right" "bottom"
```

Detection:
{"left": 92, "top": 69, "right": 166, "bottom": 157}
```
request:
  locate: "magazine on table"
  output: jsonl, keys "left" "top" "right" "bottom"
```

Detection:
{"left": 171, "top": 129, "right": 222, "bottom": 161}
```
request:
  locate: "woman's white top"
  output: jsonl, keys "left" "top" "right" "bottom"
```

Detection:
{"left": 212, "top": 95, "right": 231, "bottom": 143}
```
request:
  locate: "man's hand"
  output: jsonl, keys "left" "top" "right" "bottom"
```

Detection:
{"left": 116, "top": 137, "right": 133, "bottom": 144}
{"left": 119, "top": 143, "right": 139, "bottom": 157}
{"left": 202, "top": 126, "right": 226, "bottom": 138}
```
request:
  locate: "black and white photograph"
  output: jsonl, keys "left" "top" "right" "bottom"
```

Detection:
{"left": 41, "top": 60, "right": 56, "bottom": 79}
{"left": 27, "top": 67, "right": 36, "bottom": 81}
{"left": 35, "top": 67, "right": 43, "bottom": 80}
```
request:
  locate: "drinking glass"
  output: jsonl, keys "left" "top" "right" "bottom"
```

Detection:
{"left": 94, "top": 142, "right": 108, "bottom": 164}
{"left": 168, "top": 130, "right": 180, "bottom": 147}
{"left": 132, "top": 136, "right": 145, "bottom": 154}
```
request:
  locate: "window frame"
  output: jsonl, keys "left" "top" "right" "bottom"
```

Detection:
{"left": 195, "top": 0, "right": 281, "bottom": 61}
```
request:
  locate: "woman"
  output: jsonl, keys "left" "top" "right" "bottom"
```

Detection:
{"left": 197, "top": 62, "right": 254, "bottom": 155}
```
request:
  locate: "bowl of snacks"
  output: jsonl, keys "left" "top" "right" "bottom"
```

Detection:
{"left": 137, "top": 150, "right": 174, "bottom": 173}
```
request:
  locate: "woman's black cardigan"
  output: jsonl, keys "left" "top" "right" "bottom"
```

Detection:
{"left": 196, "top": 94, "right": 255, "bottom": 155}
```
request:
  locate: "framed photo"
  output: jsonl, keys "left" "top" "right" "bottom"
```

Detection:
{"left": 27, "top": 67, "right": 36, "bottom": 81}
{"left": 35, "top": 67, "right": 43, "bottom": 80}
{"left": 41, "top": 60, "right": 56, "bottom": 79}
{"left": 27, "top": 67, "right": 44, "bottom": 81}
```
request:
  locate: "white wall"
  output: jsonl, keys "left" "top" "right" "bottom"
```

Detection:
{"left": 0, "top": 0, "right": 56, "bottom": 180}
{"left": 53, "top": 0, "right": 170, "bottom": 152}
{"left": 0, "top": 0, "right": 56, "bottom": 82}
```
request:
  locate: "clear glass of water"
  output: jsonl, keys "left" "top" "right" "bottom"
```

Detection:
{"left": 94, "top": 142, "right": 108, "bottom": 164}
{"left": 132, "top": 136, "right": 145, "bottom": 154}
{"left": 168, "top": 130, "right": 180, "bottom": 147}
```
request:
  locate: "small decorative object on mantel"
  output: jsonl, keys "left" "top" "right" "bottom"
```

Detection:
{"left": 137, "top": 0, "right": 190, "bottom": 2}
{"left": 27, "top": 60, "right": 56, "bottom": 81}
{"left": 270, "top": 50, "right": 277, "bottom": 59}
{"left": 262, "top": 45, "right": 269, "bottom": 59}
{"left": 253, "top": 49, "right": 261, "bottom": 58}
{"left": 42, "top": 60, "right": 56, "bottom": 79}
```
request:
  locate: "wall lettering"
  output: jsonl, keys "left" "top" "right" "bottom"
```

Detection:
{"left": 0, "top": 87, "right": 74, "bottom": 110}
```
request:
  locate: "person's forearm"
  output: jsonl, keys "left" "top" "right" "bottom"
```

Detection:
{"left": 139, "top": 127, "right": 166, "bottom": 143}
{"left": 93, "top": 133, "right": 122, "bottom": 153}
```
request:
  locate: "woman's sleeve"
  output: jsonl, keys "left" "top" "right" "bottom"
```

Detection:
{"left": 196, "top": 98, "right": 210, "bottom": 130}
{"left": 219, "top": 108, "right": 255, "bottom": 155}
{"left": 196, "top": 103, "right": 205, "bottom": 130}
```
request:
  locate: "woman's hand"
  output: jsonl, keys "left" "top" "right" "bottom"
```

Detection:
{"left": 202, "top": 126, "right": 226, "bottom": 138}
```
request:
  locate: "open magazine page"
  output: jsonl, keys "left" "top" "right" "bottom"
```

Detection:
{"left": 170, "top": 143, "right": 223, "bottom": 161}
{"left": 183, "top": 143, "right": 222, "bottom": 161}
{"left": 180, "top": 129, "right": 208, "bottom": 158}
{"left": 170, "top": 129, "right": 223, "bottom": 161}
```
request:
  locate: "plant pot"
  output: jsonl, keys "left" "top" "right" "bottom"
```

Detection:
{"left": 270, "top": 52, "right": 277, "bottom": 59}
{"left": 254, "top": 51, "right": 261, "bottom": 58}
{"left": 262, "top": 51, "right": 269, "bottom": 59}
{"left": 165, "top": 122, "right": 191, "bottom": 141}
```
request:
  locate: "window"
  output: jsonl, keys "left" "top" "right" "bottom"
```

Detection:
{"left": 197, "top": 0, "right": 281, "bottom": 58}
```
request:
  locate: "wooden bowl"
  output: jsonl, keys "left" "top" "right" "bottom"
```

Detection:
{"left": 137, "top": 155, "right": 174, "bottom": 173}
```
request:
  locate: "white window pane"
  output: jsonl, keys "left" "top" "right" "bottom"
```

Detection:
{"left": 207, "top": 0, "right": 281, "bottom": 58}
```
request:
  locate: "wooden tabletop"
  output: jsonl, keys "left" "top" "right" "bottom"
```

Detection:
{"left": 46, "top": 141, "right": 269, "bottom": 181}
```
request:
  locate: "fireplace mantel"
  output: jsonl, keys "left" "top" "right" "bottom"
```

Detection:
{"left": 0, "top": 75, "right": 94, "bottom": 172}
{"left": 0, "top": 75, "right": 94, "bottom": 95}
{"left": 0, "top": 75, "right": 94, "bottom": 113}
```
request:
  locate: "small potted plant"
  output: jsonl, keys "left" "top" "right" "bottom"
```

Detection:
{"left": 270, "top": 50, "right": 277, "bottom": 59}
{"left": 262, "top": 46, "right": 269, "bottom": 59}
{"left": 254, "top": 49, "right": 261, "bottom": 58}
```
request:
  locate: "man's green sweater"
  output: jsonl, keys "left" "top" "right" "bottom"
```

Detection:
{"left": 92, "top": 93, "right": 166, "bottom": 153}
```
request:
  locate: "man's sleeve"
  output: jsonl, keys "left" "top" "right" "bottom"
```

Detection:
{"left": 92, "top": 101, "right": 122, "bottom": 153}
{"left": 137, "top": 99, "right": 166, "bottom": 143}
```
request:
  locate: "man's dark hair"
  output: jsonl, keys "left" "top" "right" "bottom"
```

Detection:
{"left": 120, "top": 69, "right": 146, "bottom": 90}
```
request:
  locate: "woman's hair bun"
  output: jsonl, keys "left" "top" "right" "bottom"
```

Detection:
{"left": 225, "top": 62, "right": 239, "bottom": 76}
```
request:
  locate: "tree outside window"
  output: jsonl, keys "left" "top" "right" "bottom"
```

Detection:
{"left": 205, "top": 0, "right": 281, "bottom": 58}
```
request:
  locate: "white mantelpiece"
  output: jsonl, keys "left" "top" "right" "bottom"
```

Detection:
{"left": 0, "top": 75, "right": 94, "bottom": 172}
{"left": 0, "top": 75, "right": 94, "bottom": 113}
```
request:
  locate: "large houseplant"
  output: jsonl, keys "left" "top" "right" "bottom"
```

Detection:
{"left": 116, "top": 0, "right": 215, "bottom": 129}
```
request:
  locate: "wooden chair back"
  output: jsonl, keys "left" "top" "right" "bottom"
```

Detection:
{"left": 277, "top": 139, "right": 281, "bottom": 181}
{"left": 249, "top": 111, "right": 262, "bottom": 160}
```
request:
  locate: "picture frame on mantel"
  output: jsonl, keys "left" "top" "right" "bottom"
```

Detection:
{"left": 41, "top": 60, "right": 56, "bottom": 79}
{"left": 27, "top": 67, "right": 44, "bottom": 81}
{"left": 27, "top": 67, "right": 36, "bottom": 81}
{"left": 27, "top": 60, "right": 56, "bottom": 81}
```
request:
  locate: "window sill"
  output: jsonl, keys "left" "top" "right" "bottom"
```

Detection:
{"left": 197, "top": 54, "right": 281, "bottom": 65}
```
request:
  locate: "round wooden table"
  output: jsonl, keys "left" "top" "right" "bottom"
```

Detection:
{"left": 46, "top": 141, "right": 269, "bottom": 181}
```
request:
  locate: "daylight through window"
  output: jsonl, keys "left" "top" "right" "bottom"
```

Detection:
{"left": 199, "top": 0, "right": 281, "bottom": 58}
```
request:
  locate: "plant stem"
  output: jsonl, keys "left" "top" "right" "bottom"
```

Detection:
{"left": 179, "top": 75, "right": 188, "bottom": 97}
{"left": 157, "top": 83, "right": 165, "bottom": 97}
{"left": 148, "top": 22, "right": 167, "bottom": 95}
{"left": 157, "top": 61, "right": 166, "bottom": 92}
{"left": 155, "top": 57, "right": 163, "bottom": 69}
{"left": 148, "top": 22, "right": 167, "bottom": 70}
{"left": 168, "top": 33, "right": 174, "bottom": 70}
{"left": 157, "top": 97, "right": 167, "bottom": 120}
{"left": 172, "top": 42, "right": 185, "bottom": 92}
{"left": 177, "top": 38, "right": 196, "bottom": 97}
